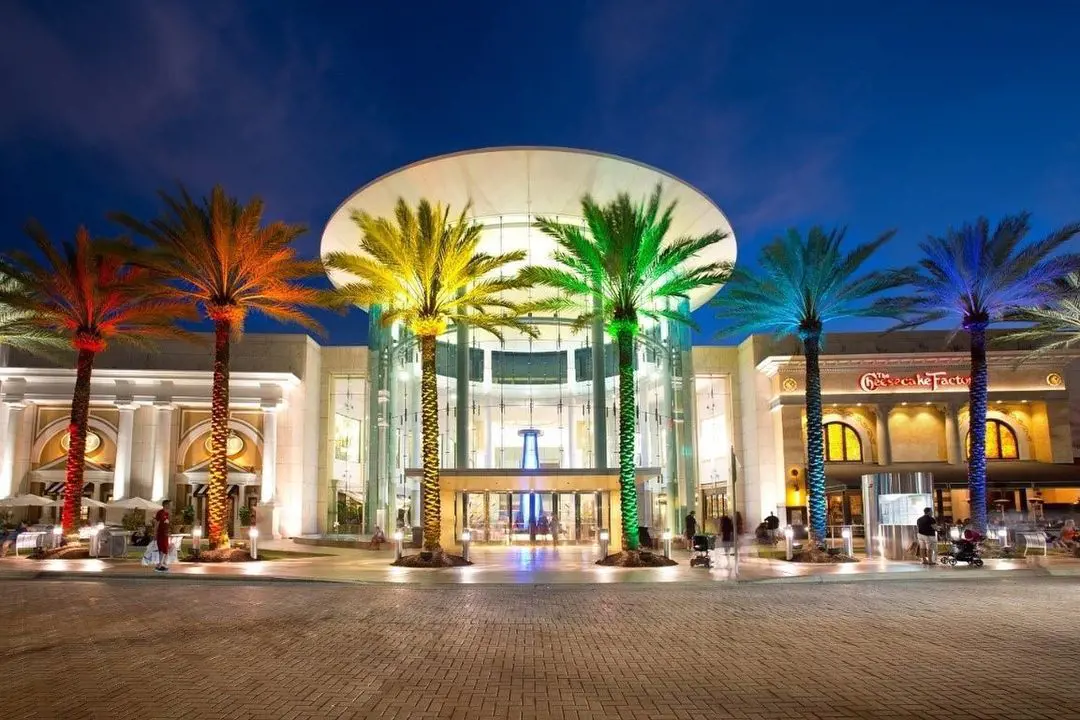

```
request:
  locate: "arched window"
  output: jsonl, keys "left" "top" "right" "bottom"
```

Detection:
{"left": 823, "top": 422, "right": 862, "bottom": 462}
{"left": 966, "top": 419, "right": 1019, "bottom": 460}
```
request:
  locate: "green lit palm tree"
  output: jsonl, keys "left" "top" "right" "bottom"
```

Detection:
{"left": 886, "top": 214, "right": 1080, "bottom": 532}
{"left": 529, "top": 185, "right": 730, "bottom": 553}
{"left": 712, "top": 227, "right": 903, "bottom": 544}
{"left": 112, "top": 187, "right": 323, "bottom": 547}
{"left": 0, "top": 225, "right": 192, "bottom": 531}
{"left": 323, "top": 198, "right": 537, "bottom": 555}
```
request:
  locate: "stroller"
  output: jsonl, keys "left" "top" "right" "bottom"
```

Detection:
{"left": 690, "top": 534, "right": 714, "bottom": 568}
{"left": 940, "top": 529, "right": 984, "bottom": 567}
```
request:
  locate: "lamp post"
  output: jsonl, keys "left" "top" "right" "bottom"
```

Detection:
{"left": 192, "top": 525, "right": 202, "bottom": 560}
{"left": 51, "top": 525, "right": 62, "bottom": 549}
{"left": 249, "top": 527, "right": 259, "bottom": 560}
{"left": 461, "top": 529, "right": 472, "bottom": 563}
{"left": 841, "top": 525, "right": 853, "bottom": 557}
{"left": 599, "top": 529, "right": 610, "bottom": 559}
{"left": 661, "top": 530, "right": 672, "bottom": 559}
{"left": 393, "top": 530, "right": 403, "bottom": 562}
{"left": 784, "top": 526, "right": 794, "bottom": 561}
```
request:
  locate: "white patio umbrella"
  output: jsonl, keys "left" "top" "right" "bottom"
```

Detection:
{"left": 0, "top": 494, "right": 53, "bottom": 507}
{"left": 107, "top": 497, "right": 163, "bottom": 511}
{"left": 48, "top": 497, "right": 106, "bottom": 509}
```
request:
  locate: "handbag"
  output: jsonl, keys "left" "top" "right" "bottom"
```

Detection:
{"left": 140, "top": 540, "right": 160, "bottom": 567}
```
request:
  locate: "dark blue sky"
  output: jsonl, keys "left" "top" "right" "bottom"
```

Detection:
{"left": 2, "top": 1, "right": 1079, "bottom": 345}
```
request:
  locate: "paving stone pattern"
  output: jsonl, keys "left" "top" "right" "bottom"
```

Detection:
{"left": 1, "top": 578, "right": 1076, "bottom": 720}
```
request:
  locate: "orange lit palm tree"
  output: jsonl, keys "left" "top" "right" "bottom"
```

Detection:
{"left": 0, "top": 224, "right": 192, "bottom": 532}
{"left": 113, "top": 187, "right": 322, "bottom": 547}
{"left": 324, "top": 198, "right": 536, "bottom": 555}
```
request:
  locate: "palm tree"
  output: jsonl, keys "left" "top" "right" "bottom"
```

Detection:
{"left": 323, "top": 198, "right": 536, "bottom": 555}
{"left": 0, "top": 273, "right": 70, "bottom": 358}
{"left": 112, "top": 187, "right": 323, "bottom": 547}
{"left": 886, "top": 214, "right": 1080, "bottom": 532}
{"left": 0, "top": 224, "right": 191, "bottom": 532}
{"left": 711, "top": 227, "right": 903, "bottom": 545}
{"left": 997, "top": 273, "right": 1080, "bottom": 354}
{"left": 529, "top": 185, "right": 730, "bottom": 553}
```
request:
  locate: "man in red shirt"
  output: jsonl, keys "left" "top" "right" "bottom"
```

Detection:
{"left": 152, "top": 499, "right": 171, "bottom": 572}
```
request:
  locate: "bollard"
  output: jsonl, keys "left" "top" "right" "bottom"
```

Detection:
{"left": 662, "top": 530, "right": 672, "bottom": 559}
{"left": 91, "top": 522, "right": 105, "bottom": 557}
{"left": 392, "top": 530, "right": 403, "bottom": 561}
{"left": 949, "top": 525, "right": 961, "bottom": 541}
{"left": 784, "top": 526, "right": 794, "bottom": 561}
{"left": 249, "top": 527, "right": 259, "bottom": 560}
{"left": 997, "top": 528, "right": 1008, "bottom": 548}
{"left": 461, "top": 530, "right": 472, "bottom": 563}
{"left": 192, "top": 526, "right": 202, "bottom": 560}
{"left": 52, "top": 525, "right": 63, "bottom": 549}
{"left": 599, "top": 529, "right": 610, "bottom": 559}
{"left": 841, "top": 525, "right": 853, "bottom": 557}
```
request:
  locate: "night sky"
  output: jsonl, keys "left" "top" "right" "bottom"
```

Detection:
{"left": 2, "top": 1, "right": 1079, "bottom": 346}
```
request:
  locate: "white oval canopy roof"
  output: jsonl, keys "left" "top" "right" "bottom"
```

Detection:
{"left": 320, "top": 146, "right": 737, "bottom": 314}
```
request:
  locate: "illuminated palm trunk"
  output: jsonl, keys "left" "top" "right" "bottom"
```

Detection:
{"left": 966, "top": 322, "right": 989, "bottom": 533}
{"left": 61, "top": 348, "right": 96, "bottom": 533}
{"left": 207, "top": 318, "right": 231, "bottom": 548}
{"left": 616, "top": 329, "right": 640, "bottom": 551}
{"left": 802, "top": 330, "right": 827, "bottom": 543}
{"left": 419, "top": 335, "right": 441, "bottom": 552}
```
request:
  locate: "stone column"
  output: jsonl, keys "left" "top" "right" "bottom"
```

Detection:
{"left": 150, "top": 403, "right": 175, "bottom": 501}
{"left": 112, "top": 403, "right": 137, "bottom": 500}
{"left": 874, "top": 403, "right": 893, "bottom": 466}
{"left": 945, "top": 401, "right": 963, "bottom": 465}
{"left": 257, "top": 402, "right": 281, "bottom": 539}
{"left": 0, "top": 402, "right": 26, "bottom": 498}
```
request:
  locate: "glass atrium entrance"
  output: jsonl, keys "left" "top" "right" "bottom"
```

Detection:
{"left": 458, "top": 490, "right": 609, "bottom": 545}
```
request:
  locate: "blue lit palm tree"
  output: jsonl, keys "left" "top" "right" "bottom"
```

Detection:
{"left": 885, "top": 214, "right": 1080, "bottom": 532}
{"left": 711, "top": 227, "right": 903, "bottom": 545}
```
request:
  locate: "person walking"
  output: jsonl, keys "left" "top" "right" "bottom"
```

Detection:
{"left": 152, "top": 499, "right": 172, "bottom": 572}
{"left": 916, "top": 507, "right": 937, "bottom": 565}
{"left": 684, "top": 511, "right": 697, "bottom": 550}
{"left": 719, "top": 515, "right": 735, "bottom": 566}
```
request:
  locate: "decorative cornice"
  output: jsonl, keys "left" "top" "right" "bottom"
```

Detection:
{"left": 758, "top": 350, "right": 1077, "bottom": 376}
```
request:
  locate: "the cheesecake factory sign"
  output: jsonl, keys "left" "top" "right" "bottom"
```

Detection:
{"left": 858, "top": 370, "right": 971, "bottom": 392}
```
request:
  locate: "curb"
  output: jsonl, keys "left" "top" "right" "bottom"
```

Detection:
{"left": 741, "top": 567, "right": 1050, "bottom": 585}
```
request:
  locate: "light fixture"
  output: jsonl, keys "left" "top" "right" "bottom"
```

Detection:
{"left": 61, "top": 430, "right": 101, "bottom": 454}
{"left": 204, "top": 432, "right": 244, "bottom": 457}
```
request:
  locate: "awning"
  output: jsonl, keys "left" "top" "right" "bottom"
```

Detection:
{"left": 43, "top": 482, "right": 95, "bottom": 496}
{"left": 823, "top": 462, "right": 1080, "bottom": 489}
{"left": 192, "top": 484, "right": 240, "bottom": 497}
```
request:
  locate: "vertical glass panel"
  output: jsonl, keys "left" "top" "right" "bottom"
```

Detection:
{"left": 844, "top": 426, "right": 862, "bottom": 461}
{"left": 985, "top": 420, "right": 1001, "bottom": 458}
{"left": 998, "top": 421, "right": 1018, "bottom": 458}
{"left": 826, "top": 423, "right": 844, "bottom": 461}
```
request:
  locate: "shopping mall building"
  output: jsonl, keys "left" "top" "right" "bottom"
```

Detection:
{"left": 2, "top": 148, "right": 1079, "bottom": 549}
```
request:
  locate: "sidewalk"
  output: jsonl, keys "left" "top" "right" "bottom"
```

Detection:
{"left": 1, "top": 541, "right": 1076, "bottom": 585}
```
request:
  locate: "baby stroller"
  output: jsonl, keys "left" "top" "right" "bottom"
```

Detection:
{"left": 940, "top": 529, "right": 984, "bottom": 567}
{"left": 690, "top": 534, "right": 714, "bottom": 568}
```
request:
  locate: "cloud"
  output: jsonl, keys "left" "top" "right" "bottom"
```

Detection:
{"left": 578, "top": 0, "right": 849, "bottom": 237}
{"left": 0, "top": 2, "right": 395, "bottom": 225}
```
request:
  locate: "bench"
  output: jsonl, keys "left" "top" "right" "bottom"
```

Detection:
{"left": 1017, "top": 531, "right": 1047, "bottom": 557}
{"left": 15, "top": 531, "right": 46, "bottom": 557}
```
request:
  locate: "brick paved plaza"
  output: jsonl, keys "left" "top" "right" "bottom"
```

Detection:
{"left": 1, "top": 578, "right": 1076, "bottom": 720}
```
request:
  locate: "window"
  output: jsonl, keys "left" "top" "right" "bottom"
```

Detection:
{"left": 823, "top": 422, "right": 862, "bottom": 462}
{"left": 966, "top": 419, "right": 1019, "bottom": 460}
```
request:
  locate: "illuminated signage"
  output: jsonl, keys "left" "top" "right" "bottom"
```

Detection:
{"left": 858, "top": 371, "right": 971, "bottom": 392}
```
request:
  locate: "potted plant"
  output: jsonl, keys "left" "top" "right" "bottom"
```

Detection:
{"left": 238, "top": 506, "right": 251, "bottom": 527}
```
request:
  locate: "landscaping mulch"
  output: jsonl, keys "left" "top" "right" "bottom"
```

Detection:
{"left": 596, "top": 550, "right": 678, "bottom": 567}
{"left": 28, "top": 545, "right": 90, "bottom": 560}
{"left": 182, "top": 547, "right": 255, "bottom": 563}
{"left": 790, "top": 545, "right": 859, "bottom": 563}
{"left": 392, "top": 551, "right": 472, "bottom": 568}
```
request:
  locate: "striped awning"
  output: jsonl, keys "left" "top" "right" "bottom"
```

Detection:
{"left": 43, "top": 482, "right": 95, "bottom": 496}
{"left": 192, "top": 484, "right": 240, "bottom": 497}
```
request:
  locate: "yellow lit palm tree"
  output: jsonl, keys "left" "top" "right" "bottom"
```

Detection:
{"left": 0, "top": 224, "right": 193, "bottom": 531}
{"left": 323, "top": 198, "right": 536, "bottom": 555}
{"left": 112, "top": 187, "right": 323, "bottom": 547}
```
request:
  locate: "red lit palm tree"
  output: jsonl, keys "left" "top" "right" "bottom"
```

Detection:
{"left": 0, "top": 224, "right": 192, "bottom": 532}
{"left": 113, "top": 187, "right": 322, "bottom": 547}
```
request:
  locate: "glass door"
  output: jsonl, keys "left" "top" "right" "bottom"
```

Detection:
{"left": 557, "top": 493, "right": 576, "bottom": 543}
{"left": 578, "top": 492, "right": 598, "bottom": 544}
{"left": 488, "top": 493, "right": 510, "bottom": 544}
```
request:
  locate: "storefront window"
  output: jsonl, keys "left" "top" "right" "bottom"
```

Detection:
{"left": 965, "top": 419, "right": 1019, "bottom": 460}
{"left": 823, "top": 422, "right": 862, "bottom": 462}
